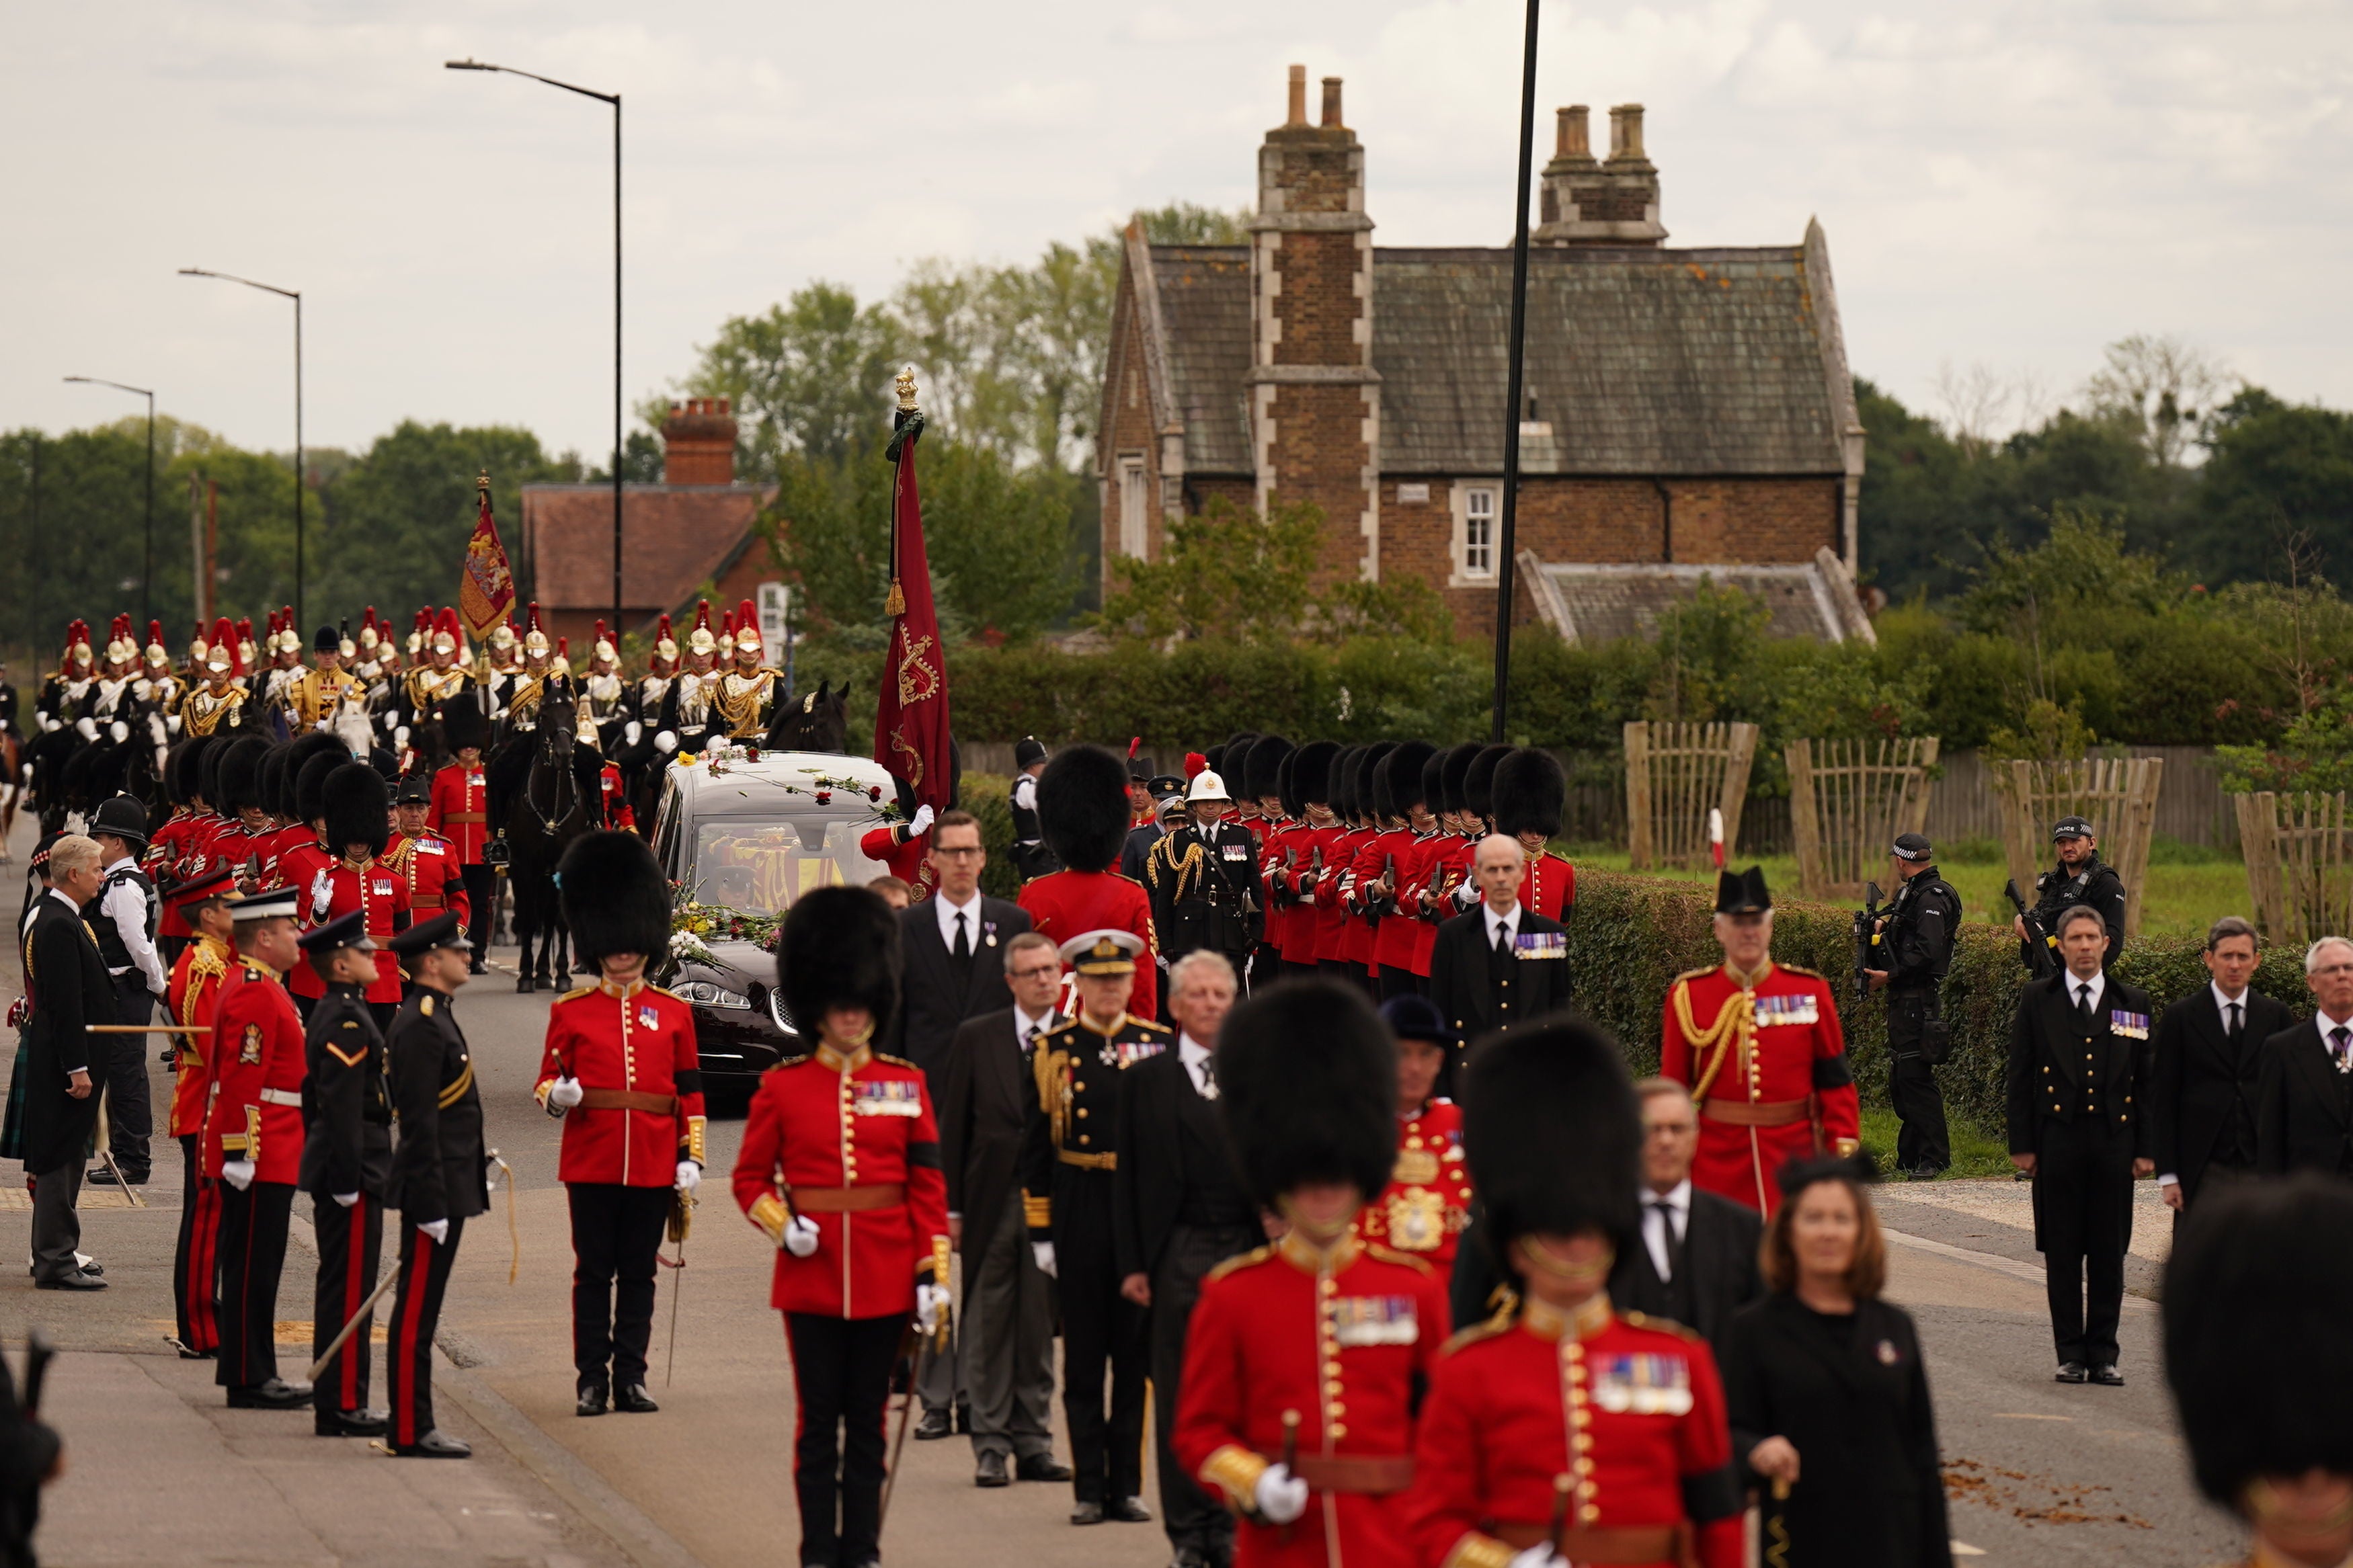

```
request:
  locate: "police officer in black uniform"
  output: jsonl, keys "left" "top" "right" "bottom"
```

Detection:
{"left": 1142, "top": 769, "right": 1263, "bottom": 980}
{"left": 297, "top": 911, "right": 392, "bottom": 1439}
{"left": 1019, "top": 930, "right": 1167, "bottom": 1526}
{"left": 1868, "top": 832, "right": 1962, "bottom": 1178}
{"left": 383, "top": 911, "right": 487, "bottom": 1458}
{"left": 2018, "top": 815, "right": 2129, "bottom": 971}
{"left": 1009, "top": 737, "right": 1056, "bottom": 881}
{"left": 85, "top": 793, "right": 164, "bottom": 1185}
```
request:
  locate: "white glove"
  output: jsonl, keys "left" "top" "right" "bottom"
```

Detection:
{"left": 916, "top": 1282, "right": 950, "bottom": 1332}
{"left": 74, "top": 717, "right": 97, "bottom": 742}
{"left": 40, "top": 716, "right": 59, "bottom": 733}
{"left": 312, "top": 718, "right": 329, "bottom": 733}
{"left": 165, "top": 714, "right": 182, "bottom": 735}
{"left": 675, "top": 1160, "right": 701, "bottom": 1192}
{"left": 1031, "top": 1241, "right": 1058, "bottom": 1278}
{"left": 654, "top": 730, "right": 678, "bottom": 755}
{"left": 1253, "top": 1464, "right": 1310, "bottom": 1526}
{"left": 108, "top": 719, "right": 128, "bottom": 743}
{"left": 221, "top": 1159, "right": 255, "bottom": 1191}
{"left": 394, "top": 725, "right": 411, "bottom": 749}
{"left": 333, "top": 1192, "right": 358, "bottom": 1208}
{"left": 623, "top": 720, "right": 642, "bottom": 747}
{"left": 547, "top": 1075, "right": 584, "bottom": 1112}
{"left": 782, "top": 1215, "right": 820, "bottom": 1257}
{"left": 1506, "top": 1547, "right": 1566, "bottom": 1568}
{"left": 310, "top": 868, "right": 333, "bottom": 920}
{"left": 908, "top": 803, "right": 934, "bottom": 836}
{"left": 418, "top": 1219, "right": 449, "bottom": 1245}
{"left": 1453, "top": 879, "right": 1480, "bottom": 909}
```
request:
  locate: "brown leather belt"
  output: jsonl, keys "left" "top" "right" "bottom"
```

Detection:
{"left": 1702, "top": 1094, "right": 1814, "bottom": 1128}
{"left": 1491, "top": 1523, "right": 1679, "bottom": 1562}
{"left": 413, "top": 895, "right": 444, "bottom": 910}
{"left": 1271, "top": 1453, "right": 1414, "bottom": 1494}
{"left": 579, "top": 1088, "right": 677, "bottom": 1114}
{"left": 793, "top": 1184, "right": 904, "bottom": 1212}
{"left": 447, "top": 812, "right": 486, "bottom": 823}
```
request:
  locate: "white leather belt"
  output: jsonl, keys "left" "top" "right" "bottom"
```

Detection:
{"left": 258, "top": 1087, "right": 303, "bottom": 1107}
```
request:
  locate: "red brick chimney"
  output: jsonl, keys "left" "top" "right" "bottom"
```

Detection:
{"left": 662, "top": 397, "right": 737, "bottom": 486}
{"left": 1249, "top": 65, "right": 1382, "bottom": 583}
{"left": 1535, "top": 102, "right": 1667, "bottom": 246}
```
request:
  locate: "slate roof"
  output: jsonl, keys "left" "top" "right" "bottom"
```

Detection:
{"left": 1523, "top": 555, "right": 1870, "bottom": 645}
{"left": 520, "top": 484, "right": 776, "bottom": 613}
{"left": 1146, "top": 243, "right": 1844, "bottom": 477}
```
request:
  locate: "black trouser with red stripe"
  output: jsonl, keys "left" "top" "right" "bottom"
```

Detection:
{"left": 311, "top": 1192, "right": 384, "bottom": 1419}
{"left": 214, "top": 1180, "right": 293, "bottom": 1391}
{"left": 173, "top": 1136, "right": 221, "bottom": 1354}
{"left": 783, "top": 1311, "right": 904, "bottom": 1568}
{"left": 387, "top": 1216, "right": 464, "bottom": 1447}
{"left": 567, "top": 1182, "right": 670, "bottom": 1394}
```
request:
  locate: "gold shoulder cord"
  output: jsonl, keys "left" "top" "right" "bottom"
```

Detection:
{"left": 1034, "top": 1045, "right": 1070, "bottom": 1151}
{"left": 1674, "top": 981, "right": 1755, "bottom": 1103}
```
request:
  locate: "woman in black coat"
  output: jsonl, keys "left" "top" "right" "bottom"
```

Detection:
{"left": 1723, "top": 1159, "right": 1952, "bottom": 1568}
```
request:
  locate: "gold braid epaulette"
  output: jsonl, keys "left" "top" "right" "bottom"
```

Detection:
{"left": 1034, "top": 1043, "right": 1071, "bottom": 1151}
{"left": 1673, "top": 975, "right": 1754, "bottom": 1104}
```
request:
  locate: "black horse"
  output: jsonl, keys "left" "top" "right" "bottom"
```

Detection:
{"left": 764, "top": 678, "right": 850, "bottom": 753}
{"left": 490, "top": 684, "right": 601, "bottom": 992}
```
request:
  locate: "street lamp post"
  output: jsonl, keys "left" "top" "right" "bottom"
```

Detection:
{"left": 446, "top": 57, "right": 624, "bottom": 635}
{"left": 1490, "top": 0, "right": 1542, "bottom": 743}
{"left": 63, "top": 376, "right": 155, "bottom": 627}
{"left": 179, "top": 269, "right": 303, "bottom": 626}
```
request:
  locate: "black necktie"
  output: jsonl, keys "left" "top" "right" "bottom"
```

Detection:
{"left": 2227, "top": 1001, "right": 2243, "bottom": 1043}
{"left": 1197, "top": 1056, "right": 1217, "bottom": 1098}
{"left": 2077, "top": 983, "right": 2096, "bottom": 1030}
{"left": 1494, "top": 921, "right": 1513, "bottom": 960}
{"left": 1650, "top": 1200, "right": 1679, "bottom": 1282}
{"left": 953, "top": 911, "right": 971, "bottom": 961}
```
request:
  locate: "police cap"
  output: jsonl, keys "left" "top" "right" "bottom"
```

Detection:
{"left": 2051, "top": 815, "right": 2096, "bottom": 841}
{"left": 1890, "top": 831, "right": 1933, "bottom": 862}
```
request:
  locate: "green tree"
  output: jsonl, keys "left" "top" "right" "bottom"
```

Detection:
{"left": 684, "top": 282, "right": 899, "bottom": 477}
{"left": 2186, "top": 390, "right": 2353, "bottom": 585}
{"left": 1094, "top": 499, "right": 1324, "bottom": 643}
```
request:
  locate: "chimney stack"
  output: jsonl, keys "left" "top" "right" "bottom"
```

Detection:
{"left": 1534, "top": 98, "right": 1666, "bottom": 247}
{"left": 1285, "top": 63, "right": 1308, "bottom": 128}
{"left": 661, "top": 397, "right": 737, "bottom": 487}
{"left": 1321, "top": 76, "right": 1345, "bottom": 128}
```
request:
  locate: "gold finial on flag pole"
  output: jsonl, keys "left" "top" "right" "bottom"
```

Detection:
{"left": 895, "top": 365, "right": 920, "bottom": 413}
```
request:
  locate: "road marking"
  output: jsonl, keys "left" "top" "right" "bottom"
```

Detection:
{"left": 1952, "top": 1542, "right": 1987, "bottom": 1557}
{"left": 1991, "top": 1412, "right": 2072, "bottom": 1420}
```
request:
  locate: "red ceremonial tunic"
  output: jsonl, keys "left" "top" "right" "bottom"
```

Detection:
{"left": 208, "top": 820, "right": 271, "bottom": 891}
{"left": 1345, "top": 830, "right": 1410, "bottom": 971}
{"left": 597, "top": 761, "right": 637, "bottom": 833}
{"left": 145, "top": 809, "right": 196, "bottom": 938}
{"left": 427, "top": 762, "right": 491, "bottom": 864}
{"left": 1260, "top": 819, "right": 1318, "bottom": 964}
{"left": 1016, "top": 868, "right": 1159, "bottom": 1021}
{"left": 177, "top": 813, "right": 229, "bottom": 881}
{"left": 318, "top": 858, "right": 412, "bottom": 1004}
{"left": 204, "top": 958, "right": 307, "bottom": 1184}
{"left": 536, "top": 979, "right": 706, "bottom": 1186}
{"left": 385, "top": 829, "right": 469, "bottom": 931}
{"left": 269, "top": 823, "right": 315, "bottom": 886}
{"left": 165, "top": 935, "right": 231, "bottom": 1138}
{"left": 1354, "top": 1100, "right": 1473, "bottom": 1272}
{"left": 278, "top": 836, "right": 337, "bottom": 1001}
{"left": 1176, "top": 1234, "right": 1450, "bottom": 1568}
{"left": 857, "top": 825, "right": 937, "bottom": 902}
{"left": 1659, "top": 962, "right": 1862, "bottom": 1215}
{"left": 1314, "top": 829, "right": 1369, "bottom": 963}
{"left": 1519, "top": 852, "right": 1575, "bottom": 922}
{"left": 731, "top": 1042, "right": 950, "bottom": 1319}
{"left": 1375, "top": 829, "right": 1443, "bottom": 975}
{"left": 1406, "top": 1298, "right": 1743, "bottom": 1568}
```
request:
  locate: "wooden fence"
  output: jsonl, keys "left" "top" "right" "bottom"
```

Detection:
{"left": 1787, "top": 738, "right": 1939, "bottom": 900}
{"left": 1989, "top": 757, "right": 2165, "bottom": 939}
{"left": 1624, "top": 722, "right": 1760, "bottom": 871}
{"left": 2234, "top": 792, "right": 2353, "bottom": 947}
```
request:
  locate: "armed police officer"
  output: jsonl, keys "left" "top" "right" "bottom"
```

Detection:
{"left": 2016, "top": 815, "right": 2128, "bottom": 973}
{"left": 1866, "top": 833, "right": 1962, "bottom": 1179}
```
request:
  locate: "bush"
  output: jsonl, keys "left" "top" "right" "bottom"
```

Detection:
{"left": 1563, "top": 869, "right": 2307, "bottom": 1132}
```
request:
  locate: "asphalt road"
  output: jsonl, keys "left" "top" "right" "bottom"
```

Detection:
{"left": 0, "top": 813, "right": 2250, "bottom": 1566}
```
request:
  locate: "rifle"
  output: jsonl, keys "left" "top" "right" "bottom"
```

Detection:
{"left": 1851, "top": 881, "right": 1884, "bottom": 1005}
{"left": 2005, "top": 878, "right": 2059, "bottom": 980}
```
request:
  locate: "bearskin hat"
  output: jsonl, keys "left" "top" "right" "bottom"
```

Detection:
{"left": 1462, "top": 743, "right": 1514, "bottom": 823}
{"left": 1420, "top": 746, "right": 1451, "bottom": 822}
{"left": 170, "top": 736, "right": 214, "bottom": 807}
{"left": 257, "top": 746, "right": 290, "bottom": 824}
{"left": 1291, "top": 739, "right": 1340, "bottom": 809}
{"left": 213, "top": 735, "right": 272, "bottom": 817}
{"left": 440, "top": 690, "right": 487, "bottom": 752}
{"left": 1492, "top": 747, "right": 1566, "bottom": 839}
{"left": 295, "top": 751, "right": 344, "bottom": 827}
{"left": 1381, "top": 741, "right": 1437, "bottom": 819}
{"left": 1356, "top": 742, "right": 1396, "bottom": 823}
{"left": 1037, "top": 743, "right": 1131, "bottom": 874}
{"left": 278, "top": 731, "right": 346, "bottom": 820}
{"left": 1243, "top": 734, "right": 1292, "bottom": 806}
{"left": 1439, "top": 742, "right": 1482, "bottom": 819}
{"left": 558, "top": 830, "right": 672, "bottom": 966}
{"left": 776, "top": 884, "right": 903, "bottom": 1042}
{"left": 1275, "top": 747, "right": 1304, "bottom": 822}
{"left": 322, "top": 762, "right": 389, "bottom": 858}
{"left": 2165, "top": 1175, "right": 2353, "bottom": 1508}
{"left": 1216, "top": 981, "right": 1396, "bottom": 1210}
{"left": 1220, "top": 733, "right": 1259, "bottom": 786}
{"left": 1462, "top": 1015, "right": 1642, "bottom": 1263}
{"left": 1330, "top": 746, "right": 1362, "bottom": 823}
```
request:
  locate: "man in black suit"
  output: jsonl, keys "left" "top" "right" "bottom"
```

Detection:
{"left": 18, "top": 835, "right": 111, "bottom": 1289}
{"left": 2007, "top": 902, "right": 2155, "bottom": 1387}
{"left": 938, "top": 932, "right": 1072, "bottom": 1489}
{"left": 1112, "top": 949, "right": 1253, "bottom": 1568}
{"left": 886, "top": 807, "right": 1031, "bottom": 1439}
{"left": 1609, "top": 1077, "right": 1763, "bottom": 1366}
{"left": 2153, "top": 915, "right": 2296, "bottom": 1217}
{"left": 2256, "top": 934, "right": 2353, "bottom": 1180}
{"left": 1426, "top": 835, "right": 1571, "bottom": 1080}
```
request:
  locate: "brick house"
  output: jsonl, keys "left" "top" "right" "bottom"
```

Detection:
{"left": 1098, "top": 67, "right": 1873, "bottom": 643}
{"left": 519, "top": 398, "right": 782, "bottom": 650}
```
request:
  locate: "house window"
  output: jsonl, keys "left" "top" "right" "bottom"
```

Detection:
{"left": 1462, "top": 486, "right": 1497, "bottom": 578}
{"left": 1118, "top": 455, "right": 1148, "bottom": 559}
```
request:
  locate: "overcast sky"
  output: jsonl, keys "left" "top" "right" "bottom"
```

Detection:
{"left": 4, "top": 0, "right": 2347, "bottom": 461}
